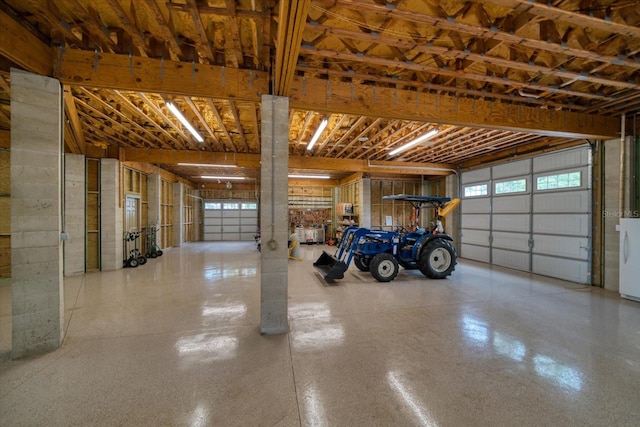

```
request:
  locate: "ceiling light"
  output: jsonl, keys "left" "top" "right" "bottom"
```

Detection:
{"left": 166, "top": 102, "right": 204, "bottom": 142}
{"left": 288, "top": 174, "right": 330, "bottom": 179}
{"left": 306, "top": 119, "right": 328, "bottom": 150}
{"left": 388, "top": 128, "right": 439, "bottom": 156}
{"left": 200, "top": 176, "right": 245, "bottom": 180}
{"left": 177, "top": 163, "right": 236, "bottom": 168}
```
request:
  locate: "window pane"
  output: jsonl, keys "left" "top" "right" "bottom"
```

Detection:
{"left": 204, "top": 202, "right": 221, "bottom": 210}
{"left": 537, "top": 171, "right": 581, "bottom": 191}
{"left": 242, "top": 203, "right": 257, "bottom": 210}
{"left": 495, "top": 179, "right": 526, "bottom": 194}
{"left": 464, "top": 184, "right": 488, "bottom": 197}
{"left": 223, "top": 203, "right": 239, "bottom": 210}
{"left": 537, "top": 177, "right": 547, "bottom": 190}
{"left": 557, "top": 174, "right": 569, "bottom": 188}
{"left": 569, "top": 172, "right": 581, "bottom": 187}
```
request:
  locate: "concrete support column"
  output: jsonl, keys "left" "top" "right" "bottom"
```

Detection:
{"left": 260, "top": 95, "right": 289, "bottom": 335}
{"left": 64, "top": 153, "right": 85, "bottom": 275}
{"left": 173, "top": 182, "right": 184, "bottom": 246}
{"left": 10, "top": 69, "right": 63, "bottom": 358}
{"left": 359, "top": 178, "right": 371, "bottom": 228}
{"left": 100, "top": 159, "right": 122, "bottom": 271}
{"left": 147, "top": 174, "right": 161, "bottom": 246}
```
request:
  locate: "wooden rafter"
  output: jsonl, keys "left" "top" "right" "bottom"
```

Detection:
{"left": 185, "top": 0, "right": 214, "bottom": 63}
{"left": 141, "top": 0, "right": 183, "bottom": 61}
{"left": 351, "top": 120, "right": 401, "bottom": 160}
{"left": 311, "top": 0, "right": 640, "bottom": 72}
{"left": 205, "top": 99, "right": 236, "bottom": 152}
{"left": 334, "top": 118, "right": 383, "bottom": 158}
{"left": 183, "top": 97, "right": 223, "bottom": 151}
{"left": 104, "top": 0, "right": 148, "bottom": 56}
{"left": 63, "top": 87, "right": 86, "bottom": 154}
{"left": 295, "top": 111, "right": 315, "bottom": 156}
{"left": 78, "top": 88, "right": 173, "bottom": 149}
{"left": 138, "top": 93, "right": 194, "bottom": 149}
{"left": 227, "top": 100, "right": 249, "bottom": 152}
{"left": 65, "top": 0, "right": 118, "bottom": 53}
{"left": 324, "top": 116, "right": 367, "bottom": 157}
{"left": 312, "top": 114, "right": 342, "bottom": 155}
{"left": 224, "top": 0, "right": 245, "bottom": 67}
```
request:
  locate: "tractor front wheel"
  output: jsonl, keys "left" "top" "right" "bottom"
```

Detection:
{"left": 418, "top": 239, "right": 457, "bottom": 279}
{"left": 370, "top": 252, "right": 399, "bottom": 282}
{"left": 354, "top": 255, "right": 371, "bottom": 272}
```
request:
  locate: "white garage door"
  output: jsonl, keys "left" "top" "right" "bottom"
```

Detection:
{"left": 460, "top": 147, "right": 591, "bottom": 284}
{"left": 204, "top": 200, "right": 258, "bottom": 241}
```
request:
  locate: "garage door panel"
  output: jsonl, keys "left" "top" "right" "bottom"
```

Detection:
{"left": 461, "top": 168, "right": 490, "bottom": 184}
{"left": 492, "top": 214, "right": 529, "bottom": 232}
{"left": 204, "top": 210, "right": 222, "bottom": 218}
{"left": 533, "top": 148, "right": 589, "bottom": 173}
{"left": 204, "top": 225, "right": 221, "bottom": 233}
{"left": 207, "top": 217, "right": 222, "bottom": 226}
{"left": 533, "top": 235, "right": 589, "bottom": 260}
{"left": 222, "top": 233, "right": 239, "bottom": 241}
{"left": 533, "top": 214, "right": 589, "bottom": 236}
{"left": 240, "top": 232, "right": 256, "bottom": 240}
{"left": 204, "top": 233, "right": 222, "bottom": 241}
{"left": 461, "top": 244, "right": 490, "bottom": 263}
{"left": 240, "top": 217, "right": 257, "bottom": 225}
{"left": 461, "top": 229, "right": 490, "bottom": 246}
{"left": 492, "top": 159, "right": 531, "bottom": 179}
{"left": 533, "top": 190, "right": 589, "bottom": 213}
{"left": 533, "top": 255, "right": 589, "bottom": 283}
{"left": 493, "top": 195, "right": 530, "bottom": 213}
{"left": 242, "top": 210, "right": 258, "bottom": 218}
{"left": 492, "top": 231, "right": 530, "bottom": 251}
{"left": 492, "top": 248, "right": 529, "bottom": 271}
{"left": 223, "top": 210, "right": 241, "bottom": 218}
{"left": 461, "top": 214, "right": 490, "bottom": 230}
{"left": 222, "top": 217, "right": 241, "bottom": 225}
{"left": 461, "top": 198, "right": 490, "bottom": 214}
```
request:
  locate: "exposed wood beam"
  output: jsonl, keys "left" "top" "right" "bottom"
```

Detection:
{"left": 167, "top": 2, "right": 263, "bottom": 18}
{"left": 113, "top": 90, "right": 183, "bottom": 149}
{"left": 183, "top": 97, "right": 223, "bottom": 151}
{"left": 27, "top": 0, "right": 84, "bottom": 47}
{"left": 185, "top": 0, "right": 214, "bottom": 63}
{"left": 288, "top": 75, "right": 618, "bottom": 139}
{"left": 312, "top": 0, "right": 640, "bottom": 71}
{"left": 334, "top": 118, "right": 383, "bottom": 158}
{"left": 122, "top": 148, "right": 455, "bottom": 176}
{"left": 139, "top": 93, "right": 192, "bottom": 149}
{"left": 304, "top": 23, "right": 638, "bottom": 92}
{"left": 63, "top": 87, "right": 86, "bottom": 154}
{"left": 228, "top": 100, "right": 249, "bottom": 152}
{"left": 351, "top": 120, "right": 401, "bottom": 159}
{"left": 0, "top": 129, "right": 10, "bottom": 149}
{"left": 104, "top": 0, "right": 148, "bottom": 56}
{"left": 313, "top": 113, "right": 342, "bottom": 155}
{"left": 141, "top": 0, "right": 183, "bottom": 61}
{"left": 205, "top": 99, "right": 237, "bottom": 152}
{"left": 274, "top": 0, "right": 311, "bottom": 96}
{"left": 295, "top": 111, "right": 315, "bottom": 155}
{"left": 79, "top": 88, "right": 173, "bottom": 149}
{"left": 54, "top": 50, "right": 267, "bottom": 102}
{"left": 66, "top": 0, "right": 118, "bottom": 53}
{"left": 323, "top": 116, "right": 367, "bottom": 157}
{"left": 0, "top": 10, "right": 51, "bottom": 75}
{"left": 224, "top": 0, "right": 245, "bottom": 67}
{"left": 299, "top": 46, "right": 612, "bottom": 102}
{"left": 54, "top": 50, "right": 617, "bottom": 137}
{"left": 482, "top": 0, "right": 640, "bottom": 39}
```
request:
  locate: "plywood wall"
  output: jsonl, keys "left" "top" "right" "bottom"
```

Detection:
{"left": 370, "top": 179, "right": 422, "bottom": 230}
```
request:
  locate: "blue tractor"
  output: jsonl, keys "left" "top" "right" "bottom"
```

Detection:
{"left": 314, "top": 195, "right": 459, "bottom": 282}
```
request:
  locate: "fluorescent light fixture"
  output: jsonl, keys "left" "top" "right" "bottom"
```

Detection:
{"left": 177, "top": 163, "right": 237, "bottom": 168}
{"left": 288, "top": 174, "right": 331, "bottom": 179}
{"left": 388, "top": 128, "right": 439, "bottom": 156}
{"left": 306, "top": 119, "right": 328, "bottom": 150}
{"left": 166, "top": 102, "right": 204, "bottom": 143}
{"left": 200, "top": 176, "right": 245, "bottom": 180}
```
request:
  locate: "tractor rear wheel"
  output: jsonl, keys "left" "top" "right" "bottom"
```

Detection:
{"left": 354, "top": 255, "right": 370, "bottom": 272}
{"left": 370, "top": 252, "right": 399, "bottom": 282}
{"left": 418, "top": 239, "right": 457, "bottom": 279}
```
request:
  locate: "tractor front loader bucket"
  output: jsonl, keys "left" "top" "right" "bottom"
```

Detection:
{"left": 314, "top": 251, "right": 348, "bottom": 281}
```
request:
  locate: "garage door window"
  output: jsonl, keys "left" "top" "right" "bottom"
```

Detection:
{"left": 536, "top": 171, "right": 581, "bottom": 190}
{"left": 495, "top": 179, "right": 527, "bottom": 195}
{"left": 205, "top": 202, "right": 221, "bottom": 209}
{"left": 464, "top": 184, "right": 488, "bottom": 197}
{"left": 242, "top": 202, "right": 257, "bottom": 210}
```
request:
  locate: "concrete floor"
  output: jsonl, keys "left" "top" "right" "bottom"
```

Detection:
{"left": 1, "top": 241, "right": 640, "bottom": 426}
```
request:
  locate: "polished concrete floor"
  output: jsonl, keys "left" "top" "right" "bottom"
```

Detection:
{"left": 1, "top": 241, "right": 640, "bottom": 426}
